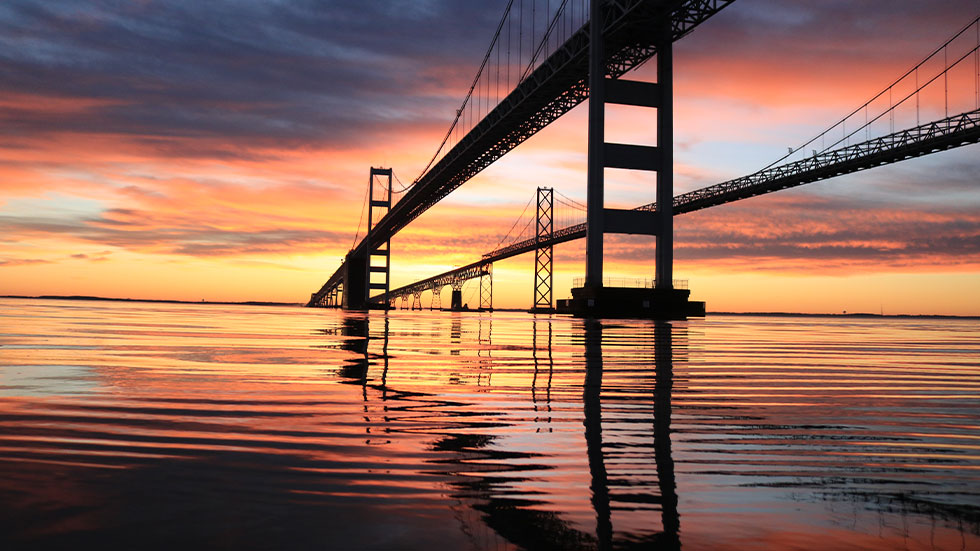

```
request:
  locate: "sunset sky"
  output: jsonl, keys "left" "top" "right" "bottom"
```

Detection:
{"left": 1, "top": 0, "right": 979, "bottom": 315}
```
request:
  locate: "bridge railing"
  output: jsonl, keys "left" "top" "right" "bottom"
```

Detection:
{"left": 572, "top": 277, "right": 688, "bottom": 289}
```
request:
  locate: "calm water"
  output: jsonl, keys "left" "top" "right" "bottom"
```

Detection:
{"left": 1, "top": 298, "right": 978, "bottom": 550}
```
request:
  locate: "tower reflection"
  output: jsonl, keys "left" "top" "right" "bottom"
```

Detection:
{"left": 584, "top": 319, "right": 679, "bottom": 550}
{"left": 334, "top": 312, "right": 681, "bottom": 550}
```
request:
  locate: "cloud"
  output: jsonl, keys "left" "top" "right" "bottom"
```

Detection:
{"left": 0, "top": 1, "right": 497, "bottom": 151}
{"left": 0, "top": 208, "right": 348, "bottom": 258}
{"left": 596, "top": 191, "right": 980, "bottom": 273}
{"left": 0, "top": 258, "right": 51, "bottom": 267}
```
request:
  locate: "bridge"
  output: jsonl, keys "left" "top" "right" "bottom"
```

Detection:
{"left": 308, "top": 1, "right": 980, "bottom": 317}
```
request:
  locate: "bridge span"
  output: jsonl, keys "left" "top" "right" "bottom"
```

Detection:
{"left": 310, "top": 0, "right": 734, "bottom": 313}
{"left": 308, "top": 2, "right": 980, "bottom": 317}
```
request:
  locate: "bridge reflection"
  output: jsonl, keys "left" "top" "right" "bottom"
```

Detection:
{"left": 338, "top": 314, "right": 681, "bottom": 549}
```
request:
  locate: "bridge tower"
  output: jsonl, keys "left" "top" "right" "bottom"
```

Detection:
{"left": 342, "top": 167, "right": 392, "bottom": 310}
{"left": 570, "top": 1, "right": 703, "bottom": 318}
{"left": 479, "top": 263, "right": 493, "bottom": 311}
{"left": 532, "top": 187, "right": 554, "bottom": 313}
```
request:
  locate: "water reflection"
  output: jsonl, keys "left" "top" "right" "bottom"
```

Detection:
{"left": 1, "top": 299, "right": 978, "bottom": 550}
{"left": 583, "top": 319, "right": 679, "bottom": 551}
{"left": 334, "top": 313, "right": 682, "bottom": 550}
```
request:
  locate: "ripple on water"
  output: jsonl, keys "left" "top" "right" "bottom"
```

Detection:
{"left": 0, "top": 298, "right": 978, "bottom": 550}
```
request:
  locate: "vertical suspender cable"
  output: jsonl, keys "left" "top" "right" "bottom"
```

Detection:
{"left": 889, "top": 87, "right": 894, "bottom": 133}
{"left": 532, "top": 0, "right": 535, "bottom": 73}
{"left": 916, "top": 66, "right": 920, "bottom": 126}
{"left": 409, "top": 0, "right": 515, "bottom": 186}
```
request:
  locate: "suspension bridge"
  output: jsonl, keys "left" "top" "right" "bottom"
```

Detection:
{"left": 308, "top": 1, "right": 980, "bottom": 317}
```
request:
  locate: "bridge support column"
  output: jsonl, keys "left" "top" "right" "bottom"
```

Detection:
{"left": 584, "top": 0, "right": 605, "bottom": 288}
{"left": 412, "top": 292, "right": 422, "bottom": 310}
{"left": 341, "top": 167, "right": 392, "bottom": 310}
{"left": 430, "top": 286, "right": 442, "bottom": 310}
{"left": 566, "top": 3, "right": 702, "bottom": 319}
{"left": 655, "top": 17, "right": 673, "bottom": 290}
{"left": 341, "top": 249, "right": 367, "bottom": 309}
{"left": 450, "top": 279, "right": 465, "bottom": 311}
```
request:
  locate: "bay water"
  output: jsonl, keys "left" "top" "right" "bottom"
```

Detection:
{"left": 1, "top": 298, "right": 977, "bottom": 549}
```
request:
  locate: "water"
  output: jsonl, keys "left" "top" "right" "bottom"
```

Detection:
{"left": 1, "top": 298, "right": 978, "bottom": 550}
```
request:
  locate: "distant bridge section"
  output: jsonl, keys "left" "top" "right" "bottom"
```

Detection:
{"left": 378, "top": 107, "right": 980, "bottom": 308}
{"left": 641, "top": 107, "right": 980, "bottom": 215}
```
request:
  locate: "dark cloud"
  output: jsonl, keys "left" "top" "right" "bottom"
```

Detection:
{"left": 0, "top": 0, "right": 972, "bottom": 155}
{"left": 0, "top": 0, "right": 501, "bottom": 149}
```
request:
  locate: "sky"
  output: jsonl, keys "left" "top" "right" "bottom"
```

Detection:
{"left": 1, "top": 0, "right": 979, "bottom": 315}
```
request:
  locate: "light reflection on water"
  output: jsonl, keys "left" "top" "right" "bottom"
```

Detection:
{"left": 0, "top": 298, "right": 978, "bottom": 550}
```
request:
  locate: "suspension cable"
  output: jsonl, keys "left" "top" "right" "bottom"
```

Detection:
{"left": 760, "top": 14, "right": 980, "bottom": 171}
{"left": 491, "top": 194, "right": 534, "bottom": 251}
{"left": 349, "top": 175, "right": 371, "bottom": 250}
{"left": 554, "top": 189, "right": 586, "bottom": 210}
{"left": 825, "top": 42, "right": 980, "bottom": 153}
{"left": 520, "top": 0, "right": 569, "bottom": 82}
{"left": 409, "top": 0, "right": 516, "bottom": 188}
{"left": 390, "top": 170, "right": 414, "bottom": 193}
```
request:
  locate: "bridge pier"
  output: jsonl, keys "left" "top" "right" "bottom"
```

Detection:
{"left": 430, "top": 286, "right": 442, "bottom": 310}
{"left": 570, "top": 3, "right": 703, "bottom": 319}
{"left": 450, "top": 279, "right": 465, "bottom": 311}
{"left": 340, "top": 248, "right": 368, "bottom": 309}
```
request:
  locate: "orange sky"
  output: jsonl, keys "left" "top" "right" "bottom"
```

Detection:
{"left": 1, "top": 1, "right": 978, "bottom": 315}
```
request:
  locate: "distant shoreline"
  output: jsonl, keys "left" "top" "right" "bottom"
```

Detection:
{"left": 2, "top": 294, "right": 977, "bottom": 319}
{"left": 0, "top": 295, "right": 303, "bottom": 308}
{"left": 705, "top": 310, "right": 980, "bottom": 320}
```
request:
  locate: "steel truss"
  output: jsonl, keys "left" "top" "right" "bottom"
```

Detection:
{"left": 639, "top": 108, "right": 980, "bottom": 215}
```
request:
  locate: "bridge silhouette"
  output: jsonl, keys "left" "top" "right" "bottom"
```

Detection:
{"left": 308, "top": 1, "right": 980, "bottom": 317}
